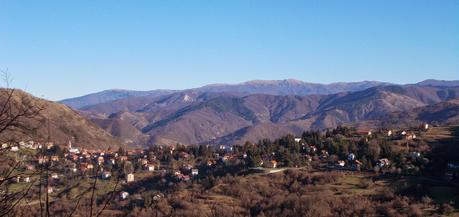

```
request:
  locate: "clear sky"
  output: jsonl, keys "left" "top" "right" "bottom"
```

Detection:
{"left": 1, "top": 0, "right": 458, "bottom": 100}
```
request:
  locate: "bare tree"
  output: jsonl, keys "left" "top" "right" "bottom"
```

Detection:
{"left": 0, "top": 70, "right": 120, "bottom": 217}
{"left": 0, "top": 69, "right": 44, "bottom": 217}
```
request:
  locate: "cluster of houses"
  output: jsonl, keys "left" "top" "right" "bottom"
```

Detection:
{"left": 2, "top": 123, "right": 436, "bottom": 200}
{"left": 4, "top": 140, "right": 162, "bottom": 185}
{"left": 2, "top": 140, "right": 55, "bottom": 152}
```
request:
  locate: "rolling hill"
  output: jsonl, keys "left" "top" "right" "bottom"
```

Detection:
{"left": 0, "top": 89, "right": 121, "bottom": 149}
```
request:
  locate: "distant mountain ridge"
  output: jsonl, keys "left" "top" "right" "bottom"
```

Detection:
{"left": 61, "top": 79, "right": 459, "bottom": 110}
{"left": 59, "top": 79, "right": 392, "bottom": 109}
{"left": 415, "top": 79, "right": 459, "bottom": 87}
{"left": 60, "top": 89, "right": 176, "bottom": 109}
{"left": 74, "top": 83, "right": 459, "bottom": 146}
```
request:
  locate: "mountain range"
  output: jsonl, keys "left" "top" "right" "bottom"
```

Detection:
{"left": 61, "top": 79, "right": 392, "bottom": 109}
{"left": 56, "top": 79, "right": 459, "bottom": 147}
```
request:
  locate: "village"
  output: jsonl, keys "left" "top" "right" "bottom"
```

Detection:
{"left": 2, "top": 123, "right": 455, "bottom": 203}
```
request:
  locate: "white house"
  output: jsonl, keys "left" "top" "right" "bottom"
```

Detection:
{"left": 294, "top": 138, "right": 302, "bottom": 143}
{"left": 147, "top": 165, "right": 155, "bottom": 172}
{"left": 51, "top": 173, "right": 59, "bottom": 179}
{"left": 102, "top": 172, "right": 111, "bottom": 179}
{"left": 10, "top": 146, "right": 19, "bottom": 152}
{"left": 126, "top": 173, "right": 134, "bottom": 183}
{"left": 348, "top": 153, "right": 356, "bottom": 161}
{"left": 69, "top": 147, "right": 80, "bottom": 154}
{"left": 191, "top": 169, "right": 199, "bottom": 176}
{"left": 409, "top": 152, "right": 421, "bottom": 159}
{"left": 120, "top": 191, "right": 129, "bottom": 200}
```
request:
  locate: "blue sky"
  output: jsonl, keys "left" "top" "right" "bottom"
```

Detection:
{"left": 0, "top": 0, "right": 458, "bottom": 100}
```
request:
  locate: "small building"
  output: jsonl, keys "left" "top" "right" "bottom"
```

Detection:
{"left": 51, "top": 173, "right": 59, "bottom": 179}
{"left": 38, "top": 156, "right": 49, "bottom": 165}
{"left": 403, "top": 132, "right": 416, "bottom": 140}
{"left": 146, "top": 164, "right": 155, "bottom": 172}
{"left": 337, "top": 160, "right": 346, "bottom": 167}
{"left": 265, "top": 160, "right": 278, "bottom": 169}
{"left": 126, "top": 173, "right": 134, "bottom": 183}
{"left": 25, "top": 164, "right": 35, "bottom": 171}
{"left": 357, "top": 130, "right": 372, "bottom": 136}
{"left": 178, "top": 152, "right": 190, "bottom": 159}
{"left": 309, "top": 146, "right": 317, "bottom": 154}
{"left": 409, "top": 152, "right": 421, "bottom": 159}
{"left": 181, "top": 175, "right": 191, "bottom": 181}
{"left": 377, "top": 158, "right": 391, "bottom": 168}
{"left": 97, "top": 156, "right": 104, "bottom": 165}
{"left": 140, "top": 159, "right": 149, "bottom": 166}
{"left": 387, "top": 130, "right": 393, "bottom": 137}
{"left": 348, "top": 153, "right": 356, "bottom": 161}
{"left": 207, "top": 160, "right": 215, "bottom": 167}
{"left": 191, "top": 169, "right": 199, "bottom": 176}
{"left": 10, "top": 146, "right": 19, "bottom": 152}
{"left": 46, "top": 142, "right": 54, "bottom": 150}
{"left": 120, "top": 191, "right": 129, "bottom": 200}
{"left": 294, "top": 138, "right": 302, "bottom": 143}
{"left": 102, "top": 171, "right": 111, "bottom": 179}
{"left": 51, "top": 155, "right": 59, "bottom": 162}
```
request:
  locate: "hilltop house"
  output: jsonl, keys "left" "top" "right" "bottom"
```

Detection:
{"left": 97, "top": 156, "right": 104, "bottom": 165}
{"left": 10, "top": 146, "right": 19, "bottom": 152}
{"left": 102, "top": 171, "right": 111, "bottom": 179}
{"left": 126, "top": 173, "right": 134, "bottom": 183}
{"left": 146, "top": 164, "right": 155, "bottom": 172}
{"left": 337, "top": 160, "right": 346, "bottom": 167}
{"left": 357, "top": 130, "right": 372, "bottom": 136}
{"left": 51, "top": 155, "right": 59, "bottom": 162}
{"left": 51, "top": 173, "right": 59, "bottom": 179}
{"left": 120, "top": 191, "right": 129, "bottom": 200}
{"left": 348, "top": 153, "right": 356, "bottom": 161}
{"left": 265, "top": 160, "right": 278, "bottom": 169}
{"left": 377, "top": 158, "right": 391, "bottom": 168}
